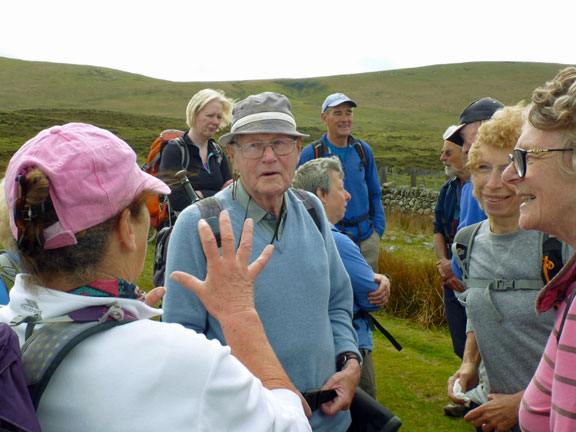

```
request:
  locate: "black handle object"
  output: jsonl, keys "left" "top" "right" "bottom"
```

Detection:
{"left": 175, "top": 170, "right": 200, "bottom": 204}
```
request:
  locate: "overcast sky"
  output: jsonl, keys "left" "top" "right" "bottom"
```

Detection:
{"left": 1, "top": 0, "right": 574, "bottom": 82}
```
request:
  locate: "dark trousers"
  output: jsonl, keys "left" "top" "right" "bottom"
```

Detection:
{"left": 443, "top": 286, "right": 467, "bottom": 359}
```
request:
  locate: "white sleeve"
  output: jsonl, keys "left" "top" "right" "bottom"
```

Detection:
{"left": 197, "top": 338, "right": 311, "bottom": 432}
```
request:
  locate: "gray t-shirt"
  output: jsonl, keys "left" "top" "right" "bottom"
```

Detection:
{"left": 460, "top": 222, "right": 555, "bottom": 395}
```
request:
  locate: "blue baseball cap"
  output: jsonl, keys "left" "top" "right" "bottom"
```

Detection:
{"left": 321, "top": 93, "right": 358, "bottom": 112}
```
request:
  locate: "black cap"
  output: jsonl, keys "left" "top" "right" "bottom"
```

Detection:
{"left": 448, "top": 97, "right": 504, "bottom": 145}
{"left": 459, "top": 97, "right": 504, "bottom": 124}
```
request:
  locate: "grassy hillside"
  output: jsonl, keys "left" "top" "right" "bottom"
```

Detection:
{"left": 0, "top": 57, "right": 570, "bottom": 172}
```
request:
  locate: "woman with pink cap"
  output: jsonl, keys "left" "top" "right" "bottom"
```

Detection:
{"left": 0, "top": 123, "right": 311, "bottom": 431}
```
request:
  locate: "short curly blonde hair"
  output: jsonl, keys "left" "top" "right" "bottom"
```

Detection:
{"left": 185, "top": 89, "right": 234, "bottom": 130}
{"left": 467, "top": 103, "right": 525, "bottom": 172}
{"left": 527, "top": 66, "right": 576, "bottom": 177}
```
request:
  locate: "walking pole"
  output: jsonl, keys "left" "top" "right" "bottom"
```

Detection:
{"left": 175, "top": 170, "right": 201, "bottom": 204}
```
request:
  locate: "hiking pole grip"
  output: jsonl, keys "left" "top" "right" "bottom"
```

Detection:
{"left": 175, "top": 170, "right": 200, "bottom": 204}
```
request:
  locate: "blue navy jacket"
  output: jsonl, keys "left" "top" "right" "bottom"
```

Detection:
{"left": 299, "top": 134, "right": 385, "bottom": 242}
{"left": 433, "top": 176, "right": 464, "bottom": 257}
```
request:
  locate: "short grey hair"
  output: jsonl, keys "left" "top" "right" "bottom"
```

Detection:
{"left": 292, "top": 157, "right": 344, "bottom": 195}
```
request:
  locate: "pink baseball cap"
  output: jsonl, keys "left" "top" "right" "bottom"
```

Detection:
{"left": 5, "top": 123, "right": 170, "bottom": 249}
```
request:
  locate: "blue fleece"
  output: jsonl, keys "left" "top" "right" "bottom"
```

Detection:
{"left": 331, "top": 226, "right": 380, "bottom": 350}
{"left": 452, "top": 181, "right": 487, "bottom": 279}
{"left": 163, "top": 187, "right": 358, "bottom": 432}
{"left": 299, "top": 135, "right": 386, "bottom": 242}
{"left": 457, "top": 181, "right": 486, "bottom": 231}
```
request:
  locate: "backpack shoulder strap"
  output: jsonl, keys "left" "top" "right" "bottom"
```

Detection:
{"left": 291, "top": 189, "right": 322, "bottom": 232}
{"left": 540, "top": 233, "right": 568, "bottom": 284}
{"left": 20, "top": 307, "right": 135, "bottom": 408}
{"left": 169, "top": 135, "right": 190, "bottom": 171}
{"left": 210, "top": 140, "right": 224, "bottom": 166}
{"left": 311, "top": 139, "right": 325, "bottom": 159}
{"left": 353, "top": 140, "right": 368, "bottom": 169}
{"left": 452, "top": 221, "right": 484, "bottom": 282}
{"left": 196, "top": 197, "right": 224, "bottom": 247}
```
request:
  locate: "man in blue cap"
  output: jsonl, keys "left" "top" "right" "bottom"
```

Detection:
{"left": 298, "top": 93, "right": 385, "bottom": 271}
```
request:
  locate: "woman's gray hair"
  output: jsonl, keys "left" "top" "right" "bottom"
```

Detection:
{"left": 292, "top": 157, "right": 344, "bottom": 195}
{"left": 529, "top": 66, "right": 576, "bottom": 177}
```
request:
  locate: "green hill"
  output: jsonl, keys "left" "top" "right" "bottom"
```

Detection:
{"left": 0, "top": 57, "right": 570, "bottom": 173}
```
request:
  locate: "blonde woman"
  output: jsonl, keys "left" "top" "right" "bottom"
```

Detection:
{"left": 159, "top": 88, "right": 234, "bottom": 211}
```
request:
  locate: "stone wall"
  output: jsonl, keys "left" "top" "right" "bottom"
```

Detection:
{"left": 381, "top": 185, "right": 439, "bottom": 215}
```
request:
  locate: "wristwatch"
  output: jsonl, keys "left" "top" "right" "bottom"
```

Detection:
{"left": 336, "top": 351, "right": 362, "bottom": 371}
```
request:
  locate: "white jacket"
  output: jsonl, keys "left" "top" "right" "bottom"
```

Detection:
{"left": 1, "top": 275, "right": 311, "bottom": 432}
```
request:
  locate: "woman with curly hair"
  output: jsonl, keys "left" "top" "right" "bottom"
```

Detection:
{"left": 503, "top": 66, "right": 576, "bottom": 431}
{"left": 447, "top": 103, "right": 563, "bottom": 432}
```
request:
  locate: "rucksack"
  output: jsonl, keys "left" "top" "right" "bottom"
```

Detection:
{"left": 452, "top": 220, "right": 571, "bottom": 321}
{"left": 152, "top": 189, "right": 321, "bottom": 287}
{"left": 142, "top": 131, "right": 227, "bottom": 231}
{"left": 0, "top": 305, "right": 135, "bottom": 431}
{"left": 311, "top": 138, "right": 368, "bottom": 169}
{"left": 141, "top": 130, "right": 187, "bottom": 229}
{"left": 310, "top": 138, "right": 375, "bottom": 235}
{"left": 453, "top": 220, "right": 570, "bottom": 284}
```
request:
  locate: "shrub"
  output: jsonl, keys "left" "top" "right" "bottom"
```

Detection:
{"left": 379, "top": 250, "right": 445, "bottom": 328}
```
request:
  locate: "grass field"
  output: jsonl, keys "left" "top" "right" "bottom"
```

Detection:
{"left": 1, "top": 58, "right": 571, "bottom": 174}
{"left": 371, "top": 313, "right": 471, "bottom": 431}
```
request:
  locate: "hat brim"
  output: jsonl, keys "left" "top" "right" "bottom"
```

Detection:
{"left": 219, "top": 120, "right": 309, "bottom": 146}
{"left": 446, "top": 124, "right": 465, "bottom": 146}
{"left": 324, "top": 100, "right": 358, "bottom": 112}
{"left": 137, "top": 167, "right": 171, "bottom": 195}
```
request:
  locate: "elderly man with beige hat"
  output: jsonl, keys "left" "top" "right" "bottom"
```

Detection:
{"left": 163, "top": 92, "right": 361, "bottom": 432}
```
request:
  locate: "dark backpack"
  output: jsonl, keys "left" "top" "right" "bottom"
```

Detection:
{"left": 0, "top": 305, "right": 135, "bottom": 431}
{"left": 152, "top": 189, "right": 321, "bottom": 287}
{"left": 311, "top": 138, "right": 368, "bottom": 169}
{"left": 452, "top": 220, "right": 570, "bottom": 284}
{"left": 310, "top": 138, "right": 375, "bottom": 234}
{"left": 452, "top": 220, "right": 571, "bottom": 321}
